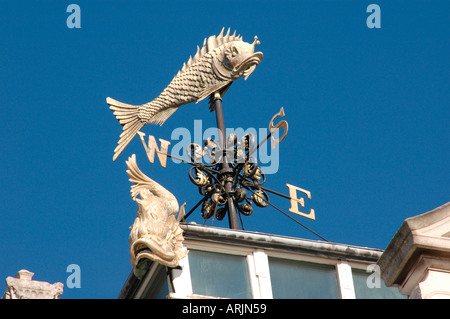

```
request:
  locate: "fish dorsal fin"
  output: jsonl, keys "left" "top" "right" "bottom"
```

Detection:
{"left": 175, "top": 28, "right": 242, "bottom": 77}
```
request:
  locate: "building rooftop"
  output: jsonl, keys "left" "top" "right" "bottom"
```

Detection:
{"left": 119, "top": 223, "right": 403, "bottom": 299}
{"left": 181, "top": 223, "right": 383, "bottom": 262}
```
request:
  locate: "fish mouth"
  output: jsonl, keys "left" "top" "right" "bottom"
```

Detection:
{"left": 232, "top": 52, "right": 264, "bottom": 80}
{"left": 131, "top": 238, "right": 178, "bottom": 268}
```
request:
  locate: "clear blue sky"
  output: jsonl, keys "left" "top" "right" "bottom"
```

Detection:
{"left": 1, "top": 1, "right": 448, "bottom": 298}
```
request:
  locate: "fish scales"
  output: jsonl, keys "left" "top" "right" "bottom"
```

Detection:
{"left": 141, "top": 54, "right": 217, "bottom": 121}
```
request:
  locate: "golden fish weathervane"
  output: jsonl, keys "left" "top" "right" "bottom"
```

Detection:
{"left": 107, "top": 28, "right": 263, "bottom": 161}
{"left": 108, "top": 27, "right": 323, "bottom": 244}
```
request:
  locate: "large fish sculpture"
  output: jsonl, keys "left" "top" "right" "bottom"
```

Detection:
{"left": 107, "top": 28, "right": 263, "bottom": 161}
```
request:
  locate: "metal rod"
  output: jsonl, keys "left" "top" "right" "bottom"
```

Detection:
{"left": 260, "top": 186, "right": 292, "bottom": 201}
{"left": 213, "top": 93, "right": 240, "bottom": 230}
{"left": 158, "top": 151, "right": 200, "bottom": 166}
{"left": 248, "top": 130, "right": 273, "bottom": 157}
{"left": 183, "top": 196, "right": 207, "bottom": 221}
{"left": 244, "top": 186, "right": 329, "bottom": 242}
{"left": 267, "top": 200, "right": 329, "bottom": 242}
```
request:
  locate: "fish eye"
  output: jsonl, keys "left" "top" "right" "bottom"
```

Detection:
{"left": 232, "top": 46, "right": 238, "bottom": 57}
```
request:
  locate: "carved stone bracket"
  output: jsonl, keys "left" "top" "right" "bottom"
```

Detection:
{"left": 126, "top": 155, "right": 188, "bottom": 278}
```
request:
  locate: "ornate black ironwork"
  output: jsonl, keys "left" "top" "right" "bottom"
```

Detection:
{"left": 166, "top": 98, "right": 329, "bottom": 241}
{"left": 177, "top": 93, "right": 293, "bottom": 231}
{"left": 186, "top": 131, "right": 271, "bottom": 226}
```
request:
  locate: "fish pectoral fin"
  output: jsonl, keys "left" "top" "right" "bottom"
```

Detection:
{"left": 196, "top": 81, "right": 232, "bottom": 104}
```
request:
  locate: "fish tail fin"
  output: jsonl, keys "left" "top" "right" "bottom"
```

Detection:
{"left": 107, "top": 97, "right": 145, "bottom": 161}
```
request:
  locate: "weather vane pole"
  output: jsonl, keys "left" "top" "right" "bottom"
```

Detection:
{"left": 213, "top": 92, "right": 239, "bottom": 229}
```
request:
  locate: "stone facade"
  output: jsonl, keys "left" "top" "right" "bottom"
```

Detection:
{"left": 2, "top": 269, "right": 63, "bottom": 299}
{"left": 378, "top": 202, "right": 450, "bottom": 298}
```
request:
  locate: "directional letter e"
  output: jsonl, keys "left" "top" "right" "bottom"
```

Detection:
{"left": 66, "top": 4, "right": 81, "bottom": 29}
{"left": 286, "top": 184, "right": 315, "bottom": 220}
{"left": 366, "top": 4, "right": 381, "bottom": 29}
